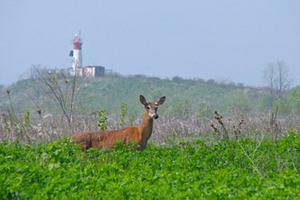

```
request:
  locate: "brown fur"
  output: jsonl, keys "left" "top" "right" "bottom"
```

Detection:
{"left": 71, "top": 95, "right": 165, "bottom": 151}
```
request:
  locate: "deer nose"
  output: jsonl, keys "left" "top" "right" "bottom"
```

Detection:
{"left": 154, "top": 115, "right": 159, "bottom": 119}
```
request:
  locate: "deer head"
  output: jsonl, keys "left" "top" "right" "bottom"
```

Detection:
{"left": 139, "top": 95, "right": 166, "bottom": 119}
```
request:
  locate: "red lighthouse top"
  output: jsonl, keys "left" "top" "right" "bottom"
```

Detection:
{"left": 73, "top": 35, "right": 82, "bottom": 50}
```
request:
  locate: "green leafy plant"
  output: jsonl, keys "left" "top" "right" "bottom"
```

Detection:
{"left": 119, "top": 103, "right": 127, "bottom": 127}
{"left": 97, "top": 110, "right": 107, "bottom": 131}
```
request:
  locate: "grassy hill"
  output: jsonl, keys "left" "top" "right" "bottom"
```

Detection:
{"left": 0, "top": 74, "right": 269, "bottom": 118}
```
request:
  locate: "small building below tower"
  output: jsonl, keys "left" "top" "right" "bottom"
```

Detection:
{"left": 75, "top": 66, "right": 105, "bottom": 77}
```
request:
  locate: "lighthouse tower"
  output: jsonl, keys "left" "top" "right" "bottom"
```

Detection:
{"left": 72, "top": 34, "right": 82, "bottom": 75}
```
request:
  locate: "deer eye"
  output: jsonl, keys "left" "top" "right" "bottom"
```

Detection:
{"left": 146, "top": 105, "right": 151, "bottom": 109}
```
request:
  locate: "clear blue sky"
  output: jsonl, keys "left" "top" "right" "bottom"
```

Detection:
{"left": 1, "top": 0, "right": 299, "bottom": 86}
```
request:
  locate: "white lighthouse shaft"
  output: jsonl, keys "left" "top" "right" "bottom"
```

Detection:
{"left": 72, "top": 34, "right": 82, "bottom": 74}
{"left": 72, "top": 49, "right": 82, "bottom": 70}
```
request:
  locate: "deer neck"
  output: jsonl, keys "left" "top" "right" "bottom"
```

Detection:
{"left": 138, "top": 111, "right": 153, "bottom": 145}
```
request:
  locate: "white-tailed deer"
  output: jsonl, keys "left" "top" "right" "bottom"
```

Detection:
{"left": 71, "top": 95, "right": 166, "bottom": 150}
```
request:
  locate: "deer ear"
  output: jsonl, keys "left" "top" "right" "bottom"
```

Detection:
{"left": 139, "top": 95, "right": 147, "bottom": 106}
{"left": 156, "top": 96, "right": 166, "bottom": 105}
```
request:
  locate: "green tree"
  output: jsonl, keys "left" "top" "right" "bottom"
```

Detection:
{"left": 197, "top": 101, "right": 213, "bottom": 121}
{"left": 287, "top": 86, "right": 300, "bottom": 113}
{"left": 272, "top": 98, "right": 289, "bottom": 114}
{"left": 226, "top": 90, "right": 251, "bottom": 113}
{"left": 258, "top": 96, "right": 273, "bottom": 112}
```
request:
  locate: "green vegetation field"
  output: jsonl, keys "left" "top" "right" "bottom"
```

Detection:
{"left": 0, "top": 132, "right": 299, "bottom": 199}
